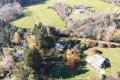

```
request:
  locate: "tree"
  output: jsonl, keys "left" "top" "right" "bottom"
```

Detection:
{"left": 26, "top": 35, "right": 37, "bottom": 49}
{"left": 12, "top": 32, "right": 21, "bottom": 45}
{"left": 65, "top": 48, "right": 80, "bottom": 69}
{"left": 0, "top": 20, "right": 17, "bottom": 47}
{"left": 32, "top": 23, "right": 48, "bottom": 49}
{"left": 0, "top": 2, "right": 23, "bottom": 21}
{"left": 24, "top": 45, "right": 41, "bottom": 79}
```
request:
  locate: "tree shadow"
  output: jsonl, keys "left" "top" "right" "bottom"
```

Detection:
{"left": 49, "top": 51, "right": 89, "bottom": 79}
{"left": 23, "top": 0, "right": 49, "bottom": 7}
{"left": 13, "top": 0, "right": 49, "bottom": 22}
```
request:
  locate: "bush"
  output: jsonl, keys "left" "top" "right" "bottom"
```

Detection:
{"left": 78, "top": 43, "right": 89, "bottom": 52}
{"left": 110, "top": 30, "right": 120, "bottom": 42}
{"left": 98, "top": 43, "right": 108, "bottom": 48}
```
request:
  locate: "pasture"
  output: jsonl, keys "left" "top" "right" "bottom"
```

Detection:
{"left": 67, "top": 47, "right": 120, "bottom": 80}
{"left": 11, "top": 0, "right": 120, "bottom": 28}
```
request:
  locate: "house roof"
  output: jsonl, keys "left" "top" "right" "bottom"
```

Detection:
{"left": 86, "top": 54, "right": 106, "bottom": 74}
{"left": 75, "top": 8, "right": 85, "bottom": 14}
{"left": 55, "top": 41, "right": 68, "bottom": 51}
{"left": 57, "top": 41, "right": 68, "bottom": 46}
{"left": 86, "top": 54, "right": 105, "bottom": 68}
{"left": 16, "top": 50, "right": 24, "bottom": 54}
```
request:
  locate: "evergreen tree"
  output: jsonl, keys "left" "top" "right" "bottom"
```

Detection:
{"left": 32, "top": 23, "right": 48, "bottom": 49}
{"left": 24, "top": 45, "right": 41, "bottom": 79}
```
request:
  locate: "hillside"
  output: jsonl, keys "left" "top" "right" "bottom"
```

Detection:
{"left": 0, "top": 0, "right": 120, "bottom": 80}
{"left": 11, "top": 0, "right": 120, "bottom": 28}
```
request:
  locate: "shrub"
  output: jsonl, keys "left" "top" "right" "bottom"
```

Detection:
{"left": 108, "top": 43, "right": 116, "bottom": 48}
{"left": 92, "top": 49, "right": 103, "bottom": 55}
{"left": 90, "top": 41, "right": 98, "bottom": 47}
{"left": 81, "top": 39, "right": 93, "bottom": 46}
{"left": 78, "top": 43, "right": 89, "bottom": 52}
{"left": 98, "top": 43, "right": 108, "bottom": 48}
{"left": 110, "top": 30, "right": 120, "bottom": 42}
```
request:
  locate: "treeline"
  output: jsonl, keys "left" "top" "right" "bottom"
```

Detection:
{"left": 101, "top": 0, "right": 120, "bottom": 6}
{"left": 0, "top": 0, "right": 45, "bottom": 6}
{"left": 0, "top": 2, "right": 23, "bottom": 21}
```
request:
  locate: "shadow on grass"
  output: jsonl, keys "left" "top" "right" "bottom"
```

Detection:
{"left": 12, "top": 0, "right": 49, "bottom": 23}
{"left": 49, "top": 52, "right": 89, "bottom": 79}
{"left": 23, "top": 0, "right": 49, "bottom": 7}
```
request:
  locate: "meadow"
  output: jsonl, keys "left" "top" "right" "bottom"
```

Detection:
{"left": 11, "top": 0, "right": 120, "bottom": 28}
{"left": 67, "top": 47, "right": 120, "bottom": 80}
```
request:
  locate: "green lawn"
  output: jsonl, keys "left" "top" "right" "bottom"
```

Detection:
{"left": 69, "top": 0, "right": 120, "bottom": 20}
{"left": 68, "top": 48, "right": 120, "bottom": 80}
{"left": 87, "top": 48, "right": 120, "bottom": 75}
{"left": 12, "top": 0, "right": 66, "bottom": 28}
{"left": 11, "top": 0, "right": 120, "bottom": 28}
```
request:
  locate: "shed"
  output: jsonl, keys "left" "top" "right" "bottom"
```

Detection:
{"left": 55, "top": 41, "right": 68, "bottom": 51}
{"left": 86, "top": 54, "right": 110, "bottom": 73}
{"left": 74, "top": 8, "right": 85, "bottom": 14}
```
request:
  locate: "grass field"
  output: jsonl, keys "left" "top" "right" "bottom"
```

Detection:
{"left": 11, "top": 0, "right": 120, "bottom": 28}
{"left": 67, "top": 47, "right": 120, "bottom": 80}
{"left": 12, "top": 0, "right": 66, "bottom": 28}
{"left": 69, "top": 0, "right": 120, "bottom": 20}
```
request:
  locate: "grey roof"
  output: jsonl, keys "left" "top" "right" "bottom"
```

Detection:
{"left": 86, "top": 54, "right": 105, "bottom": 68}
{"left": 55, "top": 41, "right": 68, "bottom": 51}
{"left": 86, "top": 54, "right": 106, "bottom": 74}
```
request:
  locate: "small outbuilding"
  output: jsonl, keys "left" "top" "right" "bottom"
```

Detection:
{"left": 55, "top": 41, "right": 68, "bottom": 51}
{"left": 74, "top": 8, "right": 85, "bottom": 14}
{"left": 86, "top": 54, "right": 110, "bottom": 74}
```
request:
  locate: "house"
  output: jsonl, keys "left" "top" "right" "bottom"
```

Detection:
{"left": 86, "top": 54, "right": 110, "bottom": 74}
{"left": 74, "top": 8, "right": 85, "bottom": 14}
{"left": 55, "top": 41, "right": 68, "bottom": 51}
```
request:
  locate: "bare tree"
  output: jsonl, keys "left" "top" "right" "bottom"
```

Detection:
{"left": 0, "top": 2, "right": 23, "bottom": 21}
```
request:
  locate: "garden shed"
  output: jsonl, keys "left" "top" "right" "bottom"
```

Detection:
{"left": 55, "top": 41, "right": 68, "bottom": 51}
{"left": 86, "top": 54, "right": 110, "bottom": 74}
{"left": 74, "top": 8, "right": 85, "bottom": 14}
